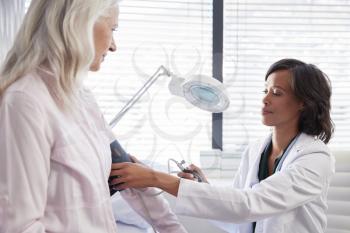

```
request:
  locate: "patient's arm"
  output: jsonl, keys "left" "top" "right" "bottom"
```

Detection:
{"left": 120, "top": 186, "right": 188, "bottom": 233}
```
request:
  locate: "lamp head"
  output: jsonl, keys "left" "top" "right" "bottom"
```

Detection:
{"left": 168, "top": 74, "right": 230, "bottom": 113}
{"left": 109, "top": 65, "right": 230, "bottom": 128}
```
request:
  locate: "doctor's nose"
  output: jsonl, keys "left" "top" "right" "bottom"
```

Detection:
{"left": 262, "top": 94, "right": 270, "bottom": 105}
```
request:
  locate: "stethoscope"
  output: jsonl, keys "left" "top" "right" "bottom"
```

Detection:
{"left": 274, "top": 133, "right": 301, "bottom": 172}
{"left": 259, "top": 133, "right": 301, "bottom": 175}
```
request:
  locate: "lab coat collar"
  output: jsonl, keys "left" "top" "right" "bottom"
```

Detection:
{"left": 245, "top": 132, "right": 318, "bottom": 189}
{"left": 280, "top": 133, "right": 327, "bottom": 170}
{"left": 245, "top": 135, "right": 272, "bottom": 189}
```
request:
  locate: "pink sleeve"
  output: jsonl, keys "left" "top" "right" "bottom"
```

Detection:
{"left": 121, "top": 188, "right": 188, "bottom": 233}
{"left": 0, "top": 92, "right": 50, "bottom": 233}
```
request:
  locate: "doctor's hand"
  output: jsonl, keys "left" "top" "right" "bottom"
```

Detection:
{"left": 129, "top": 155, "right": 143, "bottom": 164}
{"left": 177, "top": 164, "right": 209, "bottom": 183}
{"left": 110, "top": 162, "right": 181, "bottom": 196}
{"left": 110, "top": 162, "right": 156, "bottom": 189}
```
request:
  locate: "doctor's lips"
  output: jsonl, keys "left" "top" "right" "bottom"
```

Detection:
{"left": 262, "top": 108, "right": 273, "bottom": 115}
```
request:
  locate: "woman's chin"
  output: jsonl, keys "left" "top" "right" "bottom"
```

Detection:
{"left": 262, "top": 119, "right": 274, "bottom": 127}
{"left": 89, "top": 63, "right": 101, "bottom": 72}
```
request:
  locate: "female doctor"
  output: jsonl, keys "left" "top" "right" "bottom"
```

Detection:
{"left": 0, "top": 0, "right": 187, "bottom": 232}
{"left": 110, "top": 58, "right": 335, "bottom": 233}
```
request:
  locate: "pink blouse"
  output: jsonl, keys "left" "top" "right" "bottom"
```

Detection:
{"left": 0, "top": 69, "right": 187, "bottom": 233}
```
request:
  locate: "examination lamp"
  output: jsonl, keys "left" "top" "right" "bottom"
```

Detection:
{"left": 109, "top": 65, "right": 230, "bottom": 128}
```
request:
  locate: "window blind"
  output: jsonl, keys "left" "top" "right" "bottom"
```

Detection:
{"left": 0, "top": 0, "right": 26, "bottom": 64}
{"left": 86, "top": 0, "right": 213, "bottom": 164}
{"left": 223, "top": 0, "right": 350, "bottom": 152}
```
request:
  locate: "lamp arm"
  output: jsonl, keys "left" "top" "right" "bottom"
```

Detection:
{"left": 109, "top": 65, "right": 171, "bottom": 128}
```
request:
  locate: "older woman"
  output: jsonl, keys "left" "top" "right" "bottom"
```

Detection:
{"left": 0, "top": 1, "right": 187, "bottom": 233}
{"left": 110, "top": 58, "right": 335, "bottom": 233}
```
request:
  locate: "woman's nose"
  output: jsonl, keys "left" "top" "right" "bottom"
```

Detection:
{"left": 262, "top": 93, "right": 269, "bottom": 105}
{"left": 109, "top": 37, "right": 117, "bottom": 52}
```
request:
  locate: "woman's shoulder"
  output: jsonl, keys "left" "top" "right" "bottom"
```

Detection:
{"left": 3, "top": 71, "right": 50, "bottom": 103}
{"left": 295, "top": 133, "right": 330, "bottom": 156}
{"left": 245, "top": 133, "right": 330, "bottom": 156}
{"left": 1, "top": 71, "right": 58, "bottom": 122}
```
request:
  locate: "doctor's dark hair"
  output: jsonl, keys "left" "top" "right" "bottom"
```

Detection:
{"left": 265, "top": 58, "right": 334, "bottom": 144}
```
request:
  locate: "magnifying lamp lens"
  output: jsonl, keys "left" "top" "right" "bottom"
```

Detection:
{"left": 182, "top": 76, "right": 230, "bottom": 113}
{"left": 190, "top": 86, "right": 220, "bottom": 105}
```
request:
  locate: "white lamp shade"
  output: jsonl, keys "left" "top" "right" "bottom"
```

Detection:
{"left": 168, "top": 74, "right": 230, "bottom": 113}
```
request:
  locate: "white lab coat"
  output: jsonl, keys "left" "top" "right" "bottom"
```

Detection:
{"left": 175, "top": 133, "right": 335, "bottom": 233}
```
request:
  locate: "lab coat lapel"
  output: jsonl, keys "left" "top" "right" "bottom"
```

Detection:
{"left": 277, "top": 133, "right": 315, "bottom": 171}
{"left": 244, "top": 134, "right": 272, "bottom": 189}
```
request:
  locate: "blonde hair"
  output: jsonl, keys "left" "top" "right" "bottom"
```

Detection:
{"left": 0, "top": 0, "right": 119, "bottom": 108}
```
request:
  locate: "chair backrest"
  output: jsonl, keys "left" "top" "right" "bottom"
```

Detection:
{"left": 326, "top": 150, "right": 350, "bottom": 233}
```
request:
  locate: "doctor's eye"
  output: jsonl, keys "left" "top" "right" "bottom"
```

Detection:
{"left": 272, "top": 88, "right": 282, "bottom": 96}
